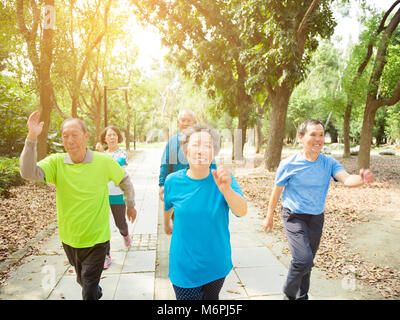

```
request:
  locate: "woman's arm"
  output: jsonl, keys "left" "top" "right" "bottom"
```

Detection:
{"left": 211, "top": 167, "right": 247, "bottom": 217}
{"left": 262, "top": 185, "right": 284, "bottom": 232}
{"left": 164, "top": 207, "right": 173, "bottom": 235}
{"left": 221, "top": 186, "right": 247, "bottom": 217}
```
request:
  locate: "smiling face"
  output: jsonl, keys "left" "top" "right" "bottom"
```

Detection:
{"left": 186, "top": 131, "right": 214, "bottom": 169}
{"left": 299, "top": 123, "right": 325, "bottom": 154}
{"left": 61, "top": 120, "right": 88, "bottom": 159}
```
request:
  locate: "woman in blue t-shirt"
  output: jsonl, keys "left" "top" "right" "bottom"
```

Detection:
{"left": 163, "top": 124, "right": 247, "bottom": 300}
{"left": 262, "top": 119, "right": 374, "bottom": 300}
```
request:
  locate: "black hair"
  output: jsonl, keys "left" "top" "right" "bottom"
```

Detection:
{"left": 298, "top": 119, "right": 325, "bottom": 136}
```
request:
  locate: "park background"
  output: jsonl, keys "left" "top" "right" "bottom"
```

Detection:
{"left": 0, "top": 0, "right": 399, "bottom": 299}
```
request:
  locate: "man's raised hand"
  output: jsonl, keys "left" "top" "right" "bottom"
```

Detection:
{"left": 26, "top": 110, "right": 44, "bottom": 141}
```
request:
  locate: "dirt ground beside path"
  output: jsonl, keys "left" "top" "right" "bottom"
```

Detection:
{"left": 349, "top": 189, "right": 400, "bottom": 271}
{"left": 234, "top": 153, "right": 400, "bottom": 299}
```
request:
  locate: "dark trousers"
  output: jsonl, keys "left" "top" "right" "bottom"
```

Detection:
{"left": 62, "top": 241, "right": 108, "bottom": 300}
{"left": 173, "top": 277, "right": 226, "bottom": 300}
{"left": 106, "top": 204, "right": 128, "bottom": 256}
{"left": 282, "top": 207, "right": 324, "bottom": 300}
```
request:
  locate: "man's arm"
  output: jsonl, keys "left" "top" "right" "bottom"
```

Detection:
{"left": 159, "top": 141, "right": 172, "bottom": 200}
{"left": 20, "top": 111, "right": 46, "bottom": 182}
{"left": 159, "top": 142, "right": 171, "bottom": 187}
{"left": 262, "top": 185, "right": 284, "bottom": 232}
{"left": 334, "top": 169, "right": 374, "bottom": 188}
{"left": 20, "top": 139, "right": 46, "bottom": 182}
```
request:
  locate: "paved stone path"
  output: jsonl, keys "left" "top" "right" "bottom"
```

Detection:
{"left": 0, "top": 147, "right": 352, "bottom": 300}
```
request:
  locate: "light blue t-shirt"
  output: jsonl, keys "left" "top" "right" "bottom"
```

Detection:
{"left": 275, "top": 152, "right": 344, "bottom": 215}
{"left": 164, "top": 168, "right": 244, "bottom": 288}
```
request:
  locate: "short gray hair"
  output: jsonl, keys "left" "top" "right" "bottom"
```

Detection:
{"left": 298, "top": 119, "right": 325, "bottom": 136}
{"left": 180, "top": 124, "right": 220, "bottom": 156}
{"left": 178, "top": 109, "right": 196, "bottom": 121}
{"left": 60, "top": 118, "right": 87, "bottom": 134}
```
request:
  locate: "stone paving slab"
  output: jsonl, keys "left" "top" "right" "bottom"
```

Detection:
{"left": 122, "top": 250, "right": 156, "bottom": 273}
{"left": 232, "top": 247, "right": 285, "bottom": 268}
{"left": 235, "top": 266, "right": 287, "bottom": 297}
{"left": 115, "top": 273, "right": 154, "bottom": 300}
{"left": 0, "top": 254, "right": 69, "bottom": 300}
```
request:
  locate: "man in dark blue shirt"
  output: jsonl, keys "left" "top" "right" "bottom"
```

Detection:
{"left": 159, "top": 110, "right": 197, "bottom": 201}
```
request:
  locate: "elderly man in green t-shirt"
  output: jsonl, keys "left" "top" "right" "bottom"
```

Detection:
{"left": 20, "top": 110, "right": 137, "bottom": 300}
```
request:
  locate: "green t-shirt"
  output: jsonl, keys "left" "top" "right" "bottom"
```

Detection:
{"left": 38, "top": 151, "right": 124, "bottom": 248}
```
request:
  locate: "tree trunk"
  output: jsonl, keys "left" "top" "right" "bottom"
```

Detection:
{"left": 125, "top": 126, "right": 131, "bottom": 152}
{"left": 343, "top": 102, "right": 352, "bottom": 158}
{"left": 357, "top": 8, "right": 400, "bottom": 169}
{"left": 37, "top": 1, "right": 55, "bottom": 160}
{"left": 233, "top": 60, "right": 250, "bottom": 160}
{"left": 37, "top": 81, "right": 53, "bottom": 160}
{"left": 264, "top": 85, "right": 291, "bottom": 171}
{"left": 357, "top": 104, "right": 377, "bottom": 170}
{"left": 125, "top": 90, "right": 130, "bottom": 152}
{"left": 94, "top": 99, "right": 102, "bottom": 143}
{"left": 71, "top": 93, "right": 79, "bottom": 118}
{"left": 234, "top": 112, "right": 247, "bottom": 160}
{"left": 16, "top": 0, "right": 55, "bottom": 160}
{"left": 255, "top": 116, "right": 263, "bottom": 154}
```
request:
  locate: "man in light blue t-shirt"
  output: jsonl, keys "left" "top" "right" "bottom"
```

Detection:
{"left": 276, "top": 151, "right": 344, "bottom": 215}
{"left": 262, "top": 119, "right": 374, "bottom": 300}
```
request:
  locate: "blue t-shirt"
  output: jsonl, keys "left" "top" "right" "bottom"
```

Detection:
{"left": 275, "top": 152, "right": 344, "bottom": 215}
{"left": 164, "top": 168, "right": 244, "bottom": 288}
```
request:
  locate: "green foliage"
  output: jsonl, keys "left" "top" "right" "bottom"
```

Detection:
{"left": 380, "top": 30, "right": 400, "bottom": 97}
{"left": 133, "top": 0, "right": 251, "bottom": 122}
{"left": 0, "top": 0, "right": 22, "bottom": 73}
{"left": 385, "top": 103, "right": 400, "bottom": 141}
{"left": 0, "top": 157, "right": 25, "bottom": 198}
{"left": 287, "top": 40, "right": 345, "bottom": 141}
{"left": 0, "top": 75, "right": 35, "bottom": 157}
{"left": 373, "top": 107, "right": 387, "bottom": 145}
{"left": 242, "top": 0, "right": 337, "bottom": 94}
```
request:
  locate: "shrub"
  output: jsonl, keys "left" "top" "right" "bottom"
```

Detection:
{"left": 0, "top": 157, "right": 25, "bottom": 197}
